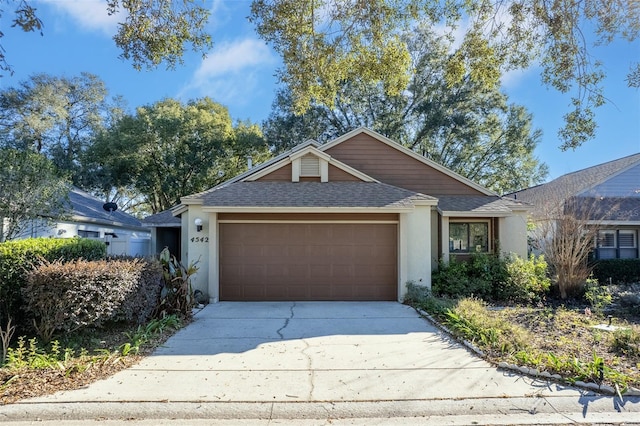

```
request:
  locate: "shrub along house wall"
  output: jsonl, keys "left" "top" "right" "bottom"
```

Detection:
{"left": 591, "top": 259, "right": 640, "bottom": 284}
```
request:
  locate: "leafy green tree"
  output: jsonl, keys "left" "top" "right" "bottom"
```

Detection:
{"left": 0, "top": 73, "right": 120, "bottom": 183}
{"left": 0, "top": 148, "right": 70, "bottom": 242}
{"left": 251, "top": 0, "right": 639, "bottom": 150}
{"left": 89, "top": 98, "right": 271, "bottom": 214}
{"left": 263, "top": 28, "right": 548, "bottom": 194}
{"left": 0, "top": 0, "right": 211, "bottom": 76}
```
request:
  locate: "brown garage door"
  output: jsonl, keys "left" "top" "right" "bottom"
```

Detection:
{"left": 219, "top": 222, "right": 397, "bottom": 301}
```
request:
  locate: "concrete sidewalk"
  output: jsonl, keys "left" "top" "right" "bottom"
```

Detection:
{"left": 1, "top": 302, "right": 639, "bottom": 424}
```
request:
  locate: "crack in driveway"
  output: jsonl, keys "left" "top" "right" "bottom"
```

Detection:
{"left": 276, "top": 302, "right": 296, "bottom": 340}
{"left": 301, "top": 339, "right": 316, "bottom": 400}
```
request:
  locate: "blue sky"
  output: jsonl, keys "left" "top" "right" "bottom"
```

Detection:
{"left": 1, "top": 0, "right": 639, "bottom": 183}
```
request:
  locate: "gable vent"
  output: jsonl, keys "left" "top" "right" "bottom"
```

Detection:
{"left": 300, "top": 154, "right": 320, "bottom": 176}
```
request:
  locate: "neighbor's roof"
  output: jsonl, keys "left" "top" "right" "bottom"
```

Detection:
{"left": 566, "top": 196, "right": 640, "bottom": 223}
{"left": 68, "top": 187, "right": 144, "bottom": 229}
{"left": 198, "top": 181, "right": 437, "bottom": 210}
{"left": 506, "top": 153, "right": 640, "bottom": 207}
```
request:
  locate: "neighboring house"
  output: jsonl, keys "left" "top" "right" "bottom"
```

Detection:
{"left": 168, "top": 128, "right": 529, "bottom": 303}
{"left": 507, "top": 153, "right": 640, "bottom": 260}
{"left": 13, "top": 187, "right": 151, "bottom": 257}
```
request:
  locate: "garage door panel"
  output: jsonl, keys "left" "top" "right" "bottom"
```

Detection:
{"left": 309, "top": 285, "right": 331, "bottom": 299}
{"left": 220, "top": 222, "right": 397, "bottom": 301}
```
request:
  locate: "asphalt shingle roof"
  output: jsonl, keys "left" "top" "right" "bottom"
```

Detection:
{"left": 437, "top": 196, "right": 529, "bottom": 214}
{"left": 199, "top": 181, "right": 436, "bottom": 209}
{"left": 507, "top": 153, "right": 640, "bottom": 221}
{"left": 68, "top": 188, "right": 143, "bottom": 228}
{"left": 142, "top": 209, "right": 181, "bottom": 226}
{"left": 507, "top": 153, "right": 640, "bottom": 207}
{"left": 567, "top": 197, "right": 640, "bottom": 222}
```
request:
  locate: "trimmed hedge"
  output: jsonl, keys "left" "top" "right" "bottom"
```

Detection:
{"left": 0, "top": 238, "right": 107, "bottom": 326}
{"left": 591, "top": 259, "right": 640, "bottom": 284}
{"left": 23, "top": 258, "right": 162, "bottom": 341}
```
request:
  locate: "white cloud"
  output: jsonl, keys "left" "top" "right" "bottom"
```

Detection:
{"left": 179, "top": 38, "right": 278, "bottom": 115}
{"left": 41, "top": 0, "right": 121, "bottom": 35}
{"left": 501, "top": 65, "right": 539, "bottom": 89}
{"left": 194, "top": 38, "right": 275, "bottom": 79}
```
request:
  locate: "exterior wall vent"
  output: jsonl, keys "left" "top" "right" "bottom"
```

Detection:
{"left": 300, "top": 154, "right": 320, "bottom": 176}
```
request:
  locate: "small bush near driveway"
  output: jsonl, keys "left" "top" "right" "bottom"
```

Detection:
{"left": 0, "top": 238, "right": 106, "bottom": 327}
{"left": 23, "top": 258, "right": 162, "bottom": 342}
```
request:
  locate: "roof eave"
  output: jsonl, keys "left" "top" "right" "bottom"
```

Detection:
{"left": 67, "top": 215, "right": 148, "bottom": 231}
{"left": 438, "top": 210, "right": 514, "bottom": 217}
{"left": 201, "top": 206, "right": 416, "bottom": 213}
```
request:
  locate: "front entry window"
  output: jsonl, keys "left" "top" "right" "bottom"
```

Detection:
{"left": 450, "top": 222, "right": 489, "bottom": 253}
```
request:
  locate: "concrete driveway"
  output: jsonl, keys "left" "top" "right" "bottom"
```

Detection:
{"left": 2, "top": 302, "right": 640, "bottom": 424}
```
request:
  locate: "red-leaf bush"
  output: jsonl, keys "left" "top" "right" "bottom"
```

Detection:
{"left": 0, "top": 237, "right": 107, "bottom": 328}
{"left": 23, "top": 258, "right": 162, "bottom": 341}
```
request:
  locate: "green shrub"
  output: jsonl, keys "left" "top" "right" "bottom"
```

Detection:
{"left": 0, "top": 238, "right": 107, "bottom": 327}
{"left": 404, "top": 281, "right": 454, "bottom": 317}
{"left": 444, "top": 298, "right": 530, "bottom": 353}
{"left": 611, "top": 328, "right": 640, "bottom": 359}
{"left": 433, "top": 253, "right": 549, "bottom": 304}
{"left": 22, "top": 258, "right": 162, "bottom": 342}
{"left": 498, "top": 254, "right": 551, "bottom": 303}
{"left": 583, "top": 276, "right": 613, "bottom": 315}
{"left": 432, "top": 253, "right": 506, "bottom": 300}
{"left": 403, "top": 281, "right": 432, "bottom": 304}
{"left": 154, "top": 248, "right": 198, "bottom": 319}
{"left": 591, "top": 259, "right": 640, "bottom": 284}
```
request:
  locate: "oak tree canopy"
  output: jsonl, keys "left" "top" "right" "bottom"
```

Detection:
{"left": 2, "top": 0, "right": 638, "bottom": 149}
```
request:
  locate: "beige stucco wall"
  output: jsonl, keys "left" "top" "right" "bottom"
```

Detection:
{"left": 399, "top": 205, "right": 432, "bottom": 300}
{"left": 499, "top": 211, "right": 529, "bottom": 258}
{"left": 430, "top": 209, "right": 439, "bottom": 270}
{"left": 440, "top": 216, "right": 450, "bottom": 263}
{"left": 187, "top": 205, "right": 435, "bottom": 303}
{"left": 184, "top": 205, "right": 210, "bottom": 297}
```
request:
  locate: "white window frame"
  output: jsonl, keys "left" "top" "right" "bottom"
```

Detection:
{"left": 597, "top": 230, "right": 616, "bottom": 248}
{"left": 618, "top": 230, "right": 637, "bottom": 248}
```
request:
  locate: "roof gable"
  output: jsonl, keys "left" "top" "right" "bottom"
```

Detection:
{"left": 321, "top": 127, "right": 495, "bottom": 196}
{"left": 579, "top": 162, "right": 640, "bottom": 198}
{"left": 508, "top": 153, "right": 640, "bottom": 207}
{"left": 245, "top": 144, "right": 376, "bottom": 183}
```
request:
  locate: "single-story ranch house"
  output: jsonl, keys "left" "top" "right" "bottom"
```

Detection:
{"left": 8, "top": 187, "right": 151, "bottom": 257}
{"left": 170, "top": 128, "right": 530, "bottom": 303}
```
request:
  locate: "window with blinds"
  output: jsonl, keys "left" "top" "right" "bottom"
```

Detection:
{"left": 300, "top": 154, "right": 320, "bottom": 176}
{"left": 598, "top": 231, "right": 616, "bottom": 248}
{"left": 619, "top": 231, "right": 636, "bottom": 248}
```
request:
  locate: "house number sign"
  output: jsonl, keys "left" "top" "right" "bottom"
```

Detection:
{"left": 191, "top": 237, "right": 209, "bottom": 243}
